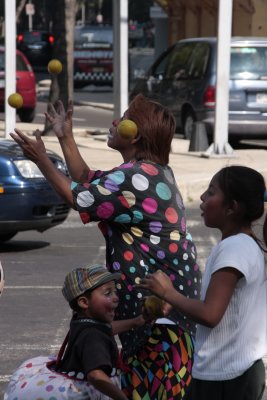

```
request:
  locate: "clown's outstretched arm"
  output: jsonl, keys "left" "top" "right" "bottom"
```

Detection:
{"left": 10, "top": 129, "right": 75, "bottom": 207}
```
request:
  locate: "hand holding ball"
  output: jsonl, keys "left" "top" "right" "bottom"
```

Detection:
{"left": 117, "top": 119, "right": 138, "bottom": 139}
{"left": 48, "top": 59, "right": 62, "bottom": 75}
{"left": 8, "top": 93, "right": 23, "bottom": 109}
{"left": 144, "top": 295, "right": 164, "bottom": 319}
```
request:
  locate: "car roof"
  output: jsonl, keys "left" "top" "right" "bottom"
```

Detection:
{"left": 18, "top": 30, "right": 51, "bottom": 33}
{"left": 0, "top": 139, "right": 59, "bottom": 158}
{"left": 75, "top": 24, "right": 112, "bottom": 30}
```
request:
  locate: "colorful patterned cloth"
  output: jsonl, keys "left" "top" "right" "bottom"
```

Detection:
{"left": 72, "top": 160, "right": 201, "bottom": 357}
{"left": 4, "top": 355, "right": 121, "bottom": 400}
{"left": 121, "top": 324, "right": 194, "bottom": 400}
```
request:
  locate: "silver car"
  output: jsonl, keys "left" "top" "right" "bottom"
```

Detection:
{"left": 130, "top": 37, "right": 267, "bottom": 141}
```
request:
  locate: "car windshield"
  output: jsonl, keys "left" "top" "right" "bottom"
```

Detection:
{"left": 0, "top": 52, "right": 28, "bottom": 71}
{"left": 74, "top": 26, "right": 113, "bottom": 49}
{"left": 22, "top": 31, "right": 49, "bottom": 42}
{"left": 230, "top": 46, "right": 267, "bottom": 79}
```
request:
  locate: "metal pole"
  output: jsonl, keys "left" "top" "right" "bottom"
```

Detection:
{"left": 4, "top": 0, "right": 16, "bottom": 139}
{"left": 113, "top": 0, "right": 129, "bottom": 119}
{"left": 81, "top": 4, "right": 85, "bottom": 26}
{"left": 28, "top": 0, "right": 33, "bottom": 32}
{"left": 204, "top": 0, "right": 234, "bottom": 156}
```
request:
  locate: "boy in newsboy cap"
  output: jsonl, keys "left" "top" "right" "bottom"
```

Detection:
{"left": 4, "top": 264, "right": 147, "bottom": 400}
{"left": 57, "top": 264, "right": 127, "bottom": 399}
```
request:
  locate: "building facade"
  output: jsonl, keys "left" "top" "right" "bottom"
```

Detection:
{"left": 155, "top": 0, "right": 267, "bottom": 44}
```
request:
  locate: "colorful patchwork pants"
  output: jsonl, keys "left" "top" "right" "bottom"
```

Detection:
{"left": 121, "top": 325, "right": 194, "bottom": 400}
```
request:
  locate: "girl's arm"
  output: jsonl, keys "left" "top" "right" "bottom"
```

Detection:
{"left": 87, "top": 369, "right": 128, "bottom": 400}
{"left": 45, "top": 100, "right": 91, "bottom": 182}
{"left": 139, "top": 268, "right": 242, "bottom": 328}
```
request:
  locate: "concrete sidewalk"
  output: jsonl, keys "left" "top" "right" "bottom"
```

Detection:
{"left": 40, "top": 134, "right": 267, "bottom": 204}
{"left": 1, "top": 119, "right": 266, "bottom": 204}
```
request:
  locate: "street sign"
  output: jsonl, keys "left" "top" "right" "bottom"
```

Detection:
{"left": 25, "top": 3, "right": 35, "bottom": 16}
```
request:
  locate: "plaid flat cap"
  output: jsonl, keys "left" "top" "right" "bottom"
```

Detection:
{"left": 62, "top": 264, "right": 121, "bottom": 302}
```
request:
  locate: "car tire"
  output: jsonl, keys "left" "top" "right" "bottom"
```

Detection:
{"left": 18, "top": 108, "right": 35, "bottom": 123}
{"left": 0, "top": 232, "right": 17, "bottom": 242}
{"left": 183, "top": 110, "right": 196, "bottom": 140}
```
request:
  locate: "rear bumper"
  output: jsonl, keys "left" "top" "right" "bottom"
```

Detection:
{"left": 203, "top": 114, "right": 267, "bottom": 138}
{"left": 74, "top": 71, "right": 113, "bottom": 85}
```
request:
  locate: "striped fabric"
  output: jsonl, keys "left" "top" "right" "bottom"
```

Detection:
{"left": 62, "top": 264, "right": 121, "bottom": 303}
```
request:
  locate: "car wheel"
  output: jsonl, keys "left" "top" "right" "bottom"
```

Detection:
{"left": 18, "top": 108, "right": 35, "bottom": 123}
{"left": 183, "top": 110, "right": 196, "bottom": 140}
{"left": 0, "top": 232, "right": 17, "bottom": 242}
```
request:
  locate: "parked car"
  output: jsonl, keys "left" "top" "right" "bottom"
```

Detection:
{"left": 0, "top": 140, "right": 70, "bottom": 243}
{"left": 74, "top": 25, "right": 113, "bottom": 87}
{"left": 17, "top": 30, "right": 54, "bottom": 70}
{"left": 130, "top": 37, "right": 267, "bottom": 141}
{"left": 0, "top": 46, "right": 36, "bottom": 122}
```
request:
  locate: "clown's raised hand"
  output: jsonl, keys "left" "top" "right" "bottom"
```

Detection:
{"left": 45, "top": 100, "right": 73, "bottom": 139}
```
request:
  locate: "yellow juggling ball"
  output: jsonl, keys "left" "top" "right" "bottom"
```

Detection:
{"left": 48, "top": 59, "right": 63, "bottom": 75}
{"left": 8, "top": 93, "right": 23, "bottom": 109}
{"left": 117, "top": 119, "right": 138, "bottom": 139}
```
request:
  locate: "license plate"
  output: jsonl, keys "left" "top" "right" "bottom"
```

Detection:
{"left": 93, "top": 67, "right": 104, "bottom": 72}
{"left": 256, "top": 93, "right": 267, "bottom": 103}
{"left": 0, "top": 80, "right": 5, "bottom": 88}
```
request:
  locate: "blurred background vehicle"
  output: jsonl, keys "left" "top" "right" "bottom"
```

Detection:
{"left": 0, "top": 46, "right": 36, "bottom": 122}
{"left": 74, "top": 24, "right": 113, "bottom": 87}
{"left": 129, "top": 47, "right": 155, "bottom": 90}
{"left": 130, "top": 37, "right": 267, "bottom": 142}
{"left": 0, "top": 140, "right": 70, "bottom": 243}
{"left": 128, "top": 20, "right": 154, "bottom": 48}
{"left": 16, "top": 30, "right": 54, "bottom": 71}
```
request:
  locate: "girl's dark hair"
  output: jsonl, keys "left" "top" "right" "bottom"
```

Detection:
{"left": 128, "top": 94, "right": 176, "bottom": 165}
{"left": 216, "top": 166, "right": 267, "bottom": 248}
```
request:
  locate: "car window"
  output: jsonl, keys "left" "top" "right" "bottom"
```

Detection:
{"left": 164, "top": 43, "right": 196, "bottom": 79}
{"left": 230, "top": 46, "right": 267, "bottom": 79}
{"left": 0, "top": 52, "right": 28, "bottom": 71}
{"left": 22, "top": 31, "right": 43, "bottom": 42}
{"left": 187, "top": 43, "right": 210, "bottom": 79}
{"left": 150, "top": 48, "right": 173, "bottom": 78}
{"left": 17, "top": 54, "right": 28, "bottom": 71}
{"left": 74, "top": 27, "right": 113, "bottom": 49}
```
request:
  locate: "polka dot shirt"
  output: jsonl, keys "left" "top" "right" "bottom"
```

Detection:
{"left": 72, "top": 160, "right": 201, "bottom": 356}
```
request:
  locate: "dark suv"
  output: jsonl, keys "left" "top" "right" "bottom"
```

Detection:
{"left": 130, "top": 37, "right": 267, "bottom": 141}
{"left": 17, "top": 30, "right": 54, "bottom": 70}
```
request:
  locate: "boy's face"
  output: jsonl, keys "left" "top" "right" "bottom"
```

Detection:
{"left": 84, "top": 280, "right": 119, "bottom": 323}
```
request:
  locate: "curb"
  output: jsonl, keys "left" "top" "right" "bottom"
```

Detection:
{"left": 74, "top": 100, "right": 114, "bottom": 111}
{"left": 37, "top": 80, "right": 114, "bottom": 111}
